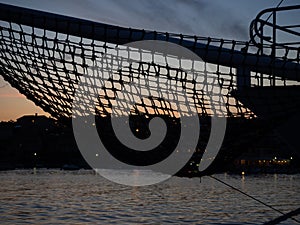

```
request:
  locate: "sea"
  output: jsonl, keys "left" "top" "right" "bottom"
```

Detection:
{"left": 0, "top": 169, "right": 299, "bottom": 224}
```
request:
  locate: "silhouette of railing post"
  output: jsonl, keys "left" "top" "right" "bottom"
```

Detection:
{"left": 237, "top": 67, "right": 251, "bottom": 89}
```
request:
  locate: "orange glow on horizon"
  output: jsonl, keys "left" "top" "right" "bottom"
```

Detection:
{"left": 0, "top": 79, "right": 50, "bottom": 121}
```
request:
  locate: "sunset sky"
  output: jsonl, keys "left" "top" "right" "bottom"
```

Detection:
{"left": 0, "top": 0, "right": 299, "bottom": 121}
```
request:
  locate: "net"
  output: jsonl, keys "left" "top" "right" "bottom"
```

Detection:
{"left": 0, "top": 3, "right": 300, "bottom": 173}
{"left": 0, "top": 3, "right": 299, "bottom": 121}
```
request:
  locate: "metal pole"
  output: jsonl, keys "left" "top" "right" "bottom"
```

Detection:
{"left": 260, "top": 21, "right": 264, "bottom": 87}
{"left": 272, "top": 11, "right": 277, "bottom": 86}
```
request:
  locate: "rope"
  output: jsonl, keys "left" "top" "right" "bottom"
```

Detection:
{"left": 264, "top": 207, "right": 300, "bottom": 225}
{"left": 209, "top": 175, "right": 300, "bottom": 224}
{"left": 266, "top": 0, "right": 285, "bottom": 22}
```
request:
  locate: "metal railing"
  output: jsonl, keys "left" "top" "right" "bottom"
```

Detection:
{"left": 250, "top": 5, "right": 300, "bottom": 52}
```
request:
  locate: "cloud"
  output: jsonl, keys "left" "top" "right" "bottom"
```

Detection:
{"left": 0, "top": 0, "right": 250, "bottom": 40}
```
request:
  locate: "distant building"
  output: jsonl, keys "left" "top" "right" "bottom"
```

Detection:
{"left": 16, "top": 113, "right": 55, "bottom": 130}
{"left": 0, "top": 121, "right": 14, "bottom": 140}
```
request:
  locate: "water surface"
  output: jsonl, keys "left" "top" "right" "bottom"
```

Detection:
{"left": 0, "top": 170, "right": 299, "bottom": 224}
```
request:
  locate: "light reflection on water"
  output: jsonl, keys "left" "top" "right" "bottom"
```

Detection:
{"left": 0, "top": 170, "right": 299, "bottom": 224}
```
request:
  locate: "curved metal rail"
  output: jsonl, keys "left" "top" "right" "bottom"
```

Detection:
{"left": 250, "top": 5, "right": 300, "bottom": 51}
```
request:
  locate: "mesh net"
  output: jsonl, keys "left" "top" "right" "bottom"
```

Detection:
{"left": 1, "top": 4, "right": 300, "bottom": 173}
{"left": 0, "top": 4, "right": 299, "bottom": 122}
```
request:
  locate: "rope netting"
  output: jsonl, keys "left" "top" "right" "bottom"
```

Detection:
{"left": 0, "top": 4, "right": 299, "bottom": 122}
{"left": 1, "top": 5, "right": 300, "bottom": 223}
